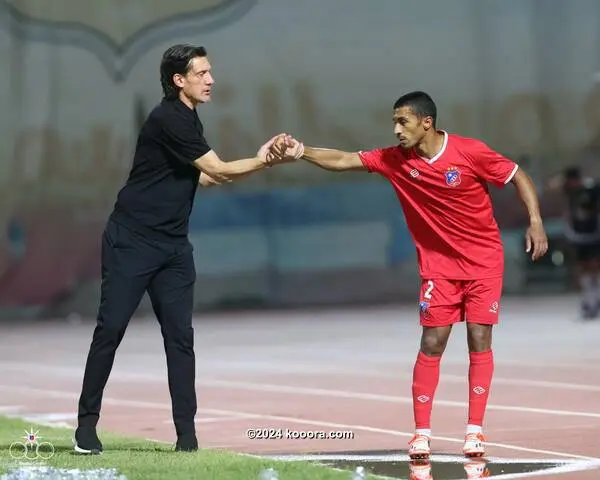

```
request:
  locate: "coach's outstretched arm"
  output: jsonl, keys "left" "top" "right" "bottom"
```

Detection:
{"left": 196, "top": 153, "right": 266, "bottom": 187}
{"left": 194, "top": 151, "right": 270, "bottom": 183}
{"left": 510, "top": 167, "right": 549, "bottom": 261}
{"left": 197, "top": 134, "right": 297, "bottom": 187}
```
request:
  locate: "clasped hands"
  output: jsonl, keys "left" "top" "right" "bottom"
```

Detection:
{"left": 257, "top": 133, "right": 304, "bottom": 167}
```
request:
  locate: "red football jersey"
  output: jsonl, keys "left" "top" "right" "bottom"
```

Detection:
{"left": 358, "top": 131, "right": 518, "bottom": 280}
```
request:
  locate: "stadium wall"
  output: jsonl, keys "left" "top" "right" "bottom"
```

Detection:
{"left": 0, "top": 0, "right": 596, "bottom": 317}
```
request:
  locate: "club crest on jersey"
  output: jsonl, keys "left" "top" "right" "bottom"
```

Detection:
{"left": 419, "top": 301, "right": 429, "bottom": 314}
{"left": 444, "top": 167, "right": 461, "bottom": 187}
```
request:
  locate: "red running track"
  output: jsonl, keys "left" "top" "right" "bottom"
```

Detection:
{"left": 1, "top": 295, "right": 599, "bottom": 479}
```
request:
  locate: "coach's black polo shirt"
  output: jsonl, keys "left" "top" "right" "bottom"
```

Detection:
{"left": 110, "top": 98, "right": 211, "bottom": 243}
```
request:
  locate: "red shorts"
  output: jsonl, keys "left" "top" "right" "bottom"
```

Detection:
{"left": 418, "top": 277, "right": 503, "bottom": 327}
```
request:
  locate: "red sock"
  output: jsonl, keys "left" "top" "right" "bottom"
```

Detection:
{"left": 412, "top": 351, "right": 441, "bottom": 430}
{"left": 468, "top": 350, "right": 494, "bottom": 426}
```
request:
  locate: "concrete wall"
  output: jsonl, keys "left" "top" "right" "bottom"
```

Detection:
{"left": 0, "top": 0, "right": 594, "bottom": 316}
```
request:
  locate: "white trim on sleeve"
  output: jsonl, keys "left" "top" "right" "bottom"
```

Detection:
{"left": 504, "top": 164, "right": 519, "bottom": 184}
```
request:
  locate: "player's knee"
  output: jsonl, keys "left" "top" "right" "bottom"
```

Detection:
{"left": 467, "top": 324, "right": 492, "bottom": 352}
{"left": 420, "top": 331, "right": 448, "bottom": 356}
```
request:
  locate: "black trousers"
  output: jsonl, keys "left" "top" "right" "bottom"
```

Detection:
{"left": 77, "top": 219, "right": 197, "bottom": 436}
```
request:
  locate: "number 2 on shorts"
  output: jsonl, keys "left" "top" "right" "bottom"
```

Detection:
{"left": 423, "top": 280, "right": 434, "bottom": 299}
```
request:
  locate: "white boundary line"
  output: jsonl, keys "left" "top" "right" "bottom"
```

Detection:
{"left": 5, "top": 362, "right": 598, "bottom": 419}
{"left": 195, "top": 379, "right": 600, "bottom": 420}
{"left": 196, "top": 407, "right": 600, "bottom": 462}
{"left": 1, "top": 385, "right": 599, "bottom": 463}
{"left": 0, "top": 405, "right": 22, "bottom": 413}
{"left": 327, "top": 370, "right": 600, "bottom": 393}
{"left": 194, "top": 416, "right": 255, "bottom": 424}
{"left": 4, "top": 360, "right": 600, "bottom": 392}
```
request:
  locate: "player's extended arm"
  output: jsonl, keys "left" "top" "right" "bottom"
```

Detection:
{"left": 301, "top": 147, "right": 366, "bottom": 172}
{"left": 266, "top": 134, "right": 364, "bottom": 172}
{"left": 511, "top": 167, "right": 549, "bottom": 260}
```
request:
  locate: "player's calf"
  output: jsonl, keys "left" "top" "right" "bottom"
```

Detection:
{"left": 581, "top": 301, "right": 598, "bottom": 320}
{"left": 578, "top": 271, "right": 598, "bottom": 319}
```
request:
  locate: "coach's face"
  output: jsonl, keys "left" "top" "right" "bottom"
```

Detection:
{"left": 393, "top": 106, "right": 431, "bottom": 149}
{"left": 176, "top": 56, "right": 215, "bottom": 104}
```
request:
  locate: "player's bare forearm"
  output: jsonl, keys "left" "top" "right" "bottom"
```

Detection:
{"left": 301, "top": 147, "right": 365, "bottom": 172}
{"left": 511, "top": 167, "right": 549, "bottom": 260}
{"left": 511, "top": 167, "right": 543, "bottom": 224}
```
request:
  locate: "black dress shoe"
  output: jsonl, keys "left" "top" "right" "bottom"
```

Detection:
{"left": 175, "top": 433, "right": 198, "bottom": 452}
{"left": 73, "top": 426, "right": 103, "bottom": 454}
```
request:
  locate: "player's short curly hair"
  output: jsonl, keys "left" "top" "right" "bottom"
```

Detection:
{"left": 160, "top": 44, "right": 207, "bottom": 100}
{"left": 393, "top": 91, "right": 437, "bottom": 127}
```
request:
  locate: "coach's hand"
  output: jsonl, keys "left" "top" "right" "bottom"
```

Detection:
{"left": 525, "top": 220, "right": 548, "bottom": 261}
{"left": 257, "top": 134, "right": 284, "bottom": 163}
{"left": 257, "top": 133, "right": 298, "bottom": 167}
{"left": 268, "top": 134, "right": 304, "bottom": 163}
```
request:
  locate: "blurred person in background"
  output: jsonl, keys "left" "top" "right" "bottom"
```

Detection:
{"left": 548, "top": 165, "right": 600, "bottom": 319}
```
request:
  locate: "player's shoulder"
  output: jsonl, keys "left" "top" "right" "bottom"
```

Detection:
{"left": 446, "top": 133, "right": 499, "bottom": 164}
{"left": 382, "top": 144, "right": 407, "bottom": 156}
{"left": 446, "top": 132, "right": 488, "bottom": 151}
